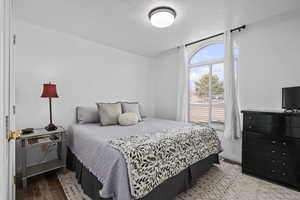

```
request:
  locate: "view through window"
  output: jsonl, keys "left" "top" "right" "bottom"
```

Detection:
{"left": 189, "top": 43, "right": 225, "bottom": 127}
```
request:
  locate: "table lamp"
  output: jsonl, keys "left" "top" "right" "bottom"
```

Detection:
{"left": 41, "top": 82, "right": 59, "bottom": 131}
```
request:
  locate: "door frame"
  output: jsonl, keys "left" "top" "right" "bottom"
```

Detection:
{"left": 0, "top": 0, "right": 16, "bottom": 199}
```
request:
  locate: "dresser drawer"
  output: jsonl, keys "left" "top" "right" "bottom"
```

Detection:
{"left": 243, "top": 131, "right": 274, "bottom": 152}
{"left": 284, "top": 116, "right": 300, "bottom": 138}
{"left": 242, "top": 150, "right": 271, "bottom": 175}
{"left": 243, "top": 114, "right": 281, "bottom": 135}
{"left": 244, "top": 113, "right": 280, "bottom": 125}
{"left": 285, "top": 127, "right": 300, "bottom": 139}
{"left": 244, "top": 125, "right": 281, "bottom": 135}
{"left": 285, "top": 116, "right": 300, "bottom": 127}
{"left": 243, "top": 150, "right": 300, "bottom": 187}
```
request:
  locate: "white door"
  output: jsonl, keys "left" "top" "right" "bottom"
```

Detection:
{"left": 0, "top": 0, "right": 16, "bottom": 199}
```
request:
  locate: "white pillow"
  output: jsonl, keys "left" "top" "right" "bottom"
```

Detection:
{"left": 121, "top": 102, "right": 142, "bottom": 121}
{"left": 118, "top": 113, "right": 139, "bottom": 126}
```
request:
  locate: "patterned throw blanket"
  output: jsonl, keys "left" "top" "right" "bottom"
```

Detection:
{"left": 109, "top": 126, "right": 221, "bottom": 199}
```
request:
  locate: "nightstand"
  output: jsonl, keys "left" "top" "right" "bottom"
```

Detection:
{"left": 16, "top": 126, "right": 67, "bottom": 188}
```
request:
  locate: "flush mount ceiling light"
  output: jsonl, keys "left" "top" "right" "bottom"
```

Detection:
{"left": 149, "top": 7, "right": 176, "bottom": 28}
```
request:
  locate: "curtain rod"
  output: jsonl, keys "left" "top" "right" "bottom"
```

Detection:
{"left": 185, "top": 25, "right": 246, "bottom": 47}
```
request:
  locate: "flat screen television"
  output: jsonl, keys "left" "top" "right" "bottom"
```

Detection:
{"left": 282, "top": 86, "right": 300, "bottom": 110}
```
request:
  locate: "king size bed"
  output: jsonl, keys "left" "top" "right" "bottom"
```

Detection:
{"left": 67, "top": 108, "right": 221, "bottom": 200}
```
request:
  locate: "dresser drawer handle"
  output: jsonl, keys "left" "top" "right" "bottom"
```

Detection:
{"left": 271, "top": 170, "right": 276, "bottom": 173}
{"left": 282, "top": 162, "right": 287, "bottom": 166}
{"left": 248, "top": 125, "right": 252, "bottom": 129}
{"left": 282, "top": 142, "right": 287, "bottom": 147}
{"left": 282, "top": 172, "right": 287, "bottom": 176}
{"left": 271, "top": 141, "right": 276, "bottom": 145}
{"left": 271, "top": 159, "right": 276, "bottom": 163}
{"left": 271, "top": 150, "right": 276, "bottom": 154}
{"left": 282, "top": 152, "right": 287, "bottom": 156}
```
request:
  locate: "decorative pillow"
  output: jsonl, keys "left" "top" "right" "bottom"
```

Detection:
{"left": 118, "top": 101, "right": 146, "bottom": 118}
{"left": 139, "top": 105, "right": 147, "bottom": 119}
{"left": 76, "top": 106, "right": 100, "bottom": 124}
{"left": 118, "top": 113, "right": 139, "bottom": 126}
{"left": 96, "top": 103, "right": 122, "bottom": 126}
{"left": 121, "top": 102, "right": 142, "bottom": 121}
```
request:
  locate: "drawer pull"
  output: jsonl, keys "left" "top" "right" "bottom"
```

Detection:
{"left": 281, "top": 152, "right": 287, "bottom": 156}
{"left": 271, "top": 150, "right": 276, "bottom": 154}
{"left": 282, "top": 142, "right": 287, "bottom": 147}
{"left": 282, "top": 172, "right": 287, "bottom": 176}
{"left": 271, "top": 169, "right": 276, "bottom": 173}
{"left": 248, "top": 125, "right": 252, "bottom": 129}
{"left": 271, "top": 141, "right": 276, "bottom": 145}
{"left": 248, "top": 116, "right": 253, "bottom": 120}
{"left": 271, "top": 159, "right": 276, "bottom": 163}
{"left": 282, "top": 162, "right": 287, "bottom": 166}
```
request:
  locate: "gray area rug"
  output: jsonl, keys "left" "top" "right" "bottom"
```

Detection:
{"left": 57, "top": 162, "right": 300, "bottom": 200}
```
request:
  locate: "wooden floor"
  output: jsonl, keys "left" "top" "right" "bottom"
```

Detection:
{"left": 16, "top": 171, "right": 67, "bottom": 200}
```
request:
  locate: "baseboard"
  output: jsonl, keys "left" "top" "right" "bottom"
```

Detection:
{"left": 219, "top": 154, "right": 241, "bottom": 165}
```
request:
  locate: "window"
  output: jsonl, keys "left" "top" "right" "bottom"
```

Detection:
{"left": 188, "top": 42, "right": 225, "bottom": 128}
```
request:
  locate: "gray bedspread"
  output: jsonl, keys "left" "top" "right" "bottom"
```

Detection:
{"left": 68, "top": 118, "right": 220, "bottom": 200}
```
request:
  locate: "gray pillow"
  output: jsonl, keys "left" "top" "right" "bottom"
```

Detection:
{"left": 118, "top": 113, "right": 139, "bottom": 126}
{"left": 139, "top": 104, "right": 146, "bottom": 119}
{"left": 121, "top": 102, "right": 142, "bottom": 121}
{"left": 76, "top": 106, "right": 100, "bottom": 124}
{"left": 96, "top": 103, "right": 122, "bottom": 126}
{"left": 120, "top": 101, "right": 146, "bottom": 119}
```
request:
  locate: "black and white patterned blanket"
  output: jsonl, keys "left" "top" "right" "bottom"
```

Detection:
{"left": 109, "top": 125, "right": 221, "bottom": 199}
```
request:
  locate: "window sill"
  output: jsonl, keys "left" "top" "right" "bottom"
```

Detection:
{"left": 211, "top": 125, "right": 224, "bottom": 132}
{"left": 191, "top": 121, "right": 224, "bottom": 131}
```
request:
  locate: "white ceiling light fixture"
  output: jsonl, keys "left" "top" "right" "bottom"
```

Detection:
{"left": 149, "top": 7, "right": 176, "bottom": 28}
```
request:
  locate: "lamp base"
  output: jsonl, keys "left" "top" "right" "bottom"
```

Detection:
{"left": 45, "top": 123, "right": 57, "bottom": 131}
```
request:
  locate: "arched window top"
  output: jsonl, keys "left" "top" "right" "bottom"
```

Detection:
{"left": 189, "top": 43, "right": 224, "bottom": 64}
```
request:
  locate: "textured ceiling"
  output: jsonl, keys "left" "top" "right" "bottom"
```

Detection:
{"left": 16, "top": 0, "right": 300, "bottom": 57}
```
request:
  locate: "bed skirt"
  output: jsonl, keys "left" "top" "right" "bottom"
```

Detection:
{"left": 66, "top": 148, "right": 219, "bottom": 200}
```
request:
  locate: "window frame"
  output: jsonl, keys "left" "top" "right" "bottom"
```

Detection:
{"left": 187, "top": 40, "right": 225, "bottom": 126}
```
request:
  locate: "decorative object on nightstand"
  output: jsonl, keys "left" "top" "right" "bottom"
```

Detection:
{"left": 22, "top": 128, "right": 34, "bottom": 134}
{"left": 41, "top": 82, "right": 59, "bottom": 131}
{"left": 16, "top": 126, "right": 67, "bottom": 188}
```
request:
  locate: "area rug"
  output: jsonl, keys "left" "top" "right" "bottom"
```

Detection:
{"left": 57, "top": 162, "right": 300, "bottom": 200}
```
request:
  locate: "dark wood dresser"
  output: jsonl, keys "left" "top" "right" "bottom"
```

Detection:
{"left": 242, "top": 110, "right": 300, "bottom": 190}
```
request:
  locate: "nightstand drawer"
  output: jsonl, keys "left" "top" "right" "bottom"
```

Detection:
{"left": 27, "top": 134, "right": 62, "bottom": 146}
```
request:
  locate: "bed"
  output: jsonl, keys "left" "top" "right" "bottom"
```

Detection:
{"left": 67, "top": 117, "right": 221, "bottom": 200}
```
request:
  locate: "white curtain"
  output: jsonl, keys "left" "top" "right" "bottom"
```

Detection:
{"left": 224, "top": 31, "right": 242, "bottom": 139}
{"left": 176, "top": 45, "right": 188, "bottom": 122}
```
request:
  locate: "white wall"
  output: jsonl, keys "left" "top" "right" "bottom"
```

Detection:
{"left": 152, "top": 10, "right": 300, "bottom": 163}
{"left": 15, "top": 20, "right": 154, "bottom": 130}
{"left": 152, "top": 48, "right": 180, "bottom": 120}
{"left": 237, "top": 11, "right": 300, "bottom": 110}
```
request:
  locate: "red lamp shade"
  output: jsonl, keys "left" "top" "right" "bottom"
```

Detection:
{"left": 41, "top": 83, "right": 59, "bottom": 98}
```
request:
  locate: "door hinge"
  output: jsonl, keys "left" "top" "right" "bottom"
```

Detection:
{"left": 5, "top": 115, "right": 9, "bottom": 134}
{"left": 13, "top": 176, "right": 16, "bottom": 185}
{"left": 13, "top": 105, "right": 16, "bottom": 115}
{"left": 13, "top": 35, "right": 16, "bottom": 45}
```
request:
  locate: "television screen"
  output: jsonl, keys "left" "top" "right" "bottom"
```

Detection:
{"left": 282, "top": 86, "right": 300, "bottom": 110}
